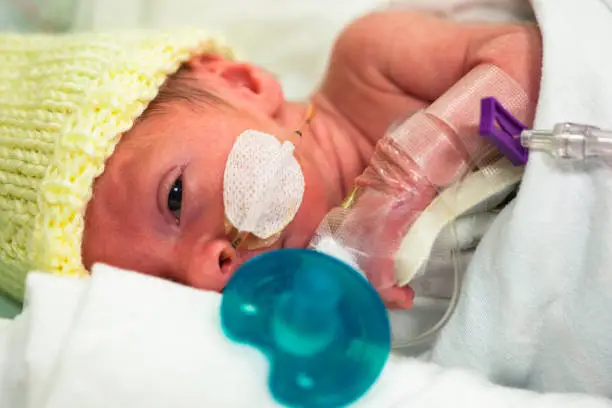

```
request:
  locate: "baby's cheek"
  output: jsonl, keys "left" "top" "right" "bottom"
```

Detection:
{"left": 286, "top": 177, "right": 334, "bottom": 248}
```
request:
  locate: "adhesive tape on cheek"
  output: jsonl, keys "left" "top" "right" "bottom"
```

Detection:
{"left": 223, "top": 129, "right": 305, "bottom": 239}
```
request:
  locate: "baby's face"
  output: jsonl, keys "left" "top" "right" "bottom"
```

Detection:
{"left": 82, "top": 57, "right": 331, "bottom": 292}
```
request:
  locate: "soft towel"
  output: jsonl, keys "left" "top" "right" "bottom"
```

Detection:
{"left": 431, "top": 0, "right": 612, "bottom": 398}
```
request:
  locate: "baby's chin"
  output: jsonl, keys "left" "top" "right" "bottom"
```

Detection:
{"left": 282, "top": 199, "right": 331, "bottom": 249}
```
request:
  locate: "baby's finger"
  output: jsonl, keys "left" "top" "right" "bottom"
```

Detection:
{"left": 379, "top": 285, "right": 415, "bottom": 310}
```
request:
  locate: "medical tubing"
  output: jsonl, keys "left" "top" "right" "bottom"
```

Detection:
{"left": 391, "top": 247, "right": 461, "bottom": 349}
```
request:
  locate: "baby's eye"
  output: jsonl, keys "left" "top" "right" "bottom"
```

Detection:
{"left": 168, "top": 176, "right": 183, "bottom": 221}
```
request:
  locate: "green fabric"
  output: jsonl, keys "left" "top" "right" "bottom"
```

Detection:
{"left": 0, "top": 293, "right": 21, "bottom": 318}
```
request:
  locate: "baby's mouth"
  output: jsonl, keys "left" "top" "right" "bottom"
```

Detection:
{"left": 237, "top": 236, "right": 286, "bottom": 264}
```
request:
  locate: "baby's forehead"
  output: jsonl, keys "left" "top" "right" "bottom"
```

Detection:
{"left": 121, "top": 101, "right": 212, "bottom": 153}
{"left": 106, "top": 100, "right": 237, "bottom": 182}
{"left": 109, "top": 86, "right": 282, "bottom": 177}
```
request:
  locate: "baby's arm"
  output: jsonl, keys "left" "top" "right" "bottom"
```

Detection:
{"left": 319, "top": 11, "right": 542, "bottom": 309}
{"left": 322, "top": 10, "right": 542, "bottom": 143}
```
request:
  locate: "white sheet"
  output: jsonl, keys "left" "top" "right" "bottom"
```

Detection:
{"left": 386, "top": 0, "right": 533, "bottom": 21}
{"left": 0, "top": 265, "right": 610, "bottom": 408}
{"left": 431, "top": 0, "right": 612, "bottom": 398}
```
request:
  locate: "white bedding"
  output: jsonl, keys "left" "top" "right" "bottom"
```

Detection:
{"left": 431, "top": 0, "right": 612, "bottom": 397}
{"left": 0, "top": 266, "right": 609, "bottom": 408}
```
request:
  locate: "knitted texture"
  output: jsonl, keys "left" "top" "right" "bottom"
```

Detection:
{"left": 0, "top": 30, "right": 233, "bottom": 301}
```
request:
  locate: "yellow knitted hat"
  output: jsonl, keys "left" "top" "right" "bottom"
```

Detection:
{"left": 0, "top": 30, "right": 234, "bottom": 301}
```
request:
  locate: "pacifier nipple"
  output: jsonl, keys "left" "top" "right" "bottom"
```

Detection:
{"left": 273, "top": 263, "right": 341, "bottom": 356}
{"left": 223, "top": 130, "right": 305, "bottom": 240}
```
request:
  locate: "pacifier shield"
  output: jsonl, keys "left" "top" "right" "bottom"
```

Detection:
{"left": 220, "top": 249, "right": 391, "bottom": 408}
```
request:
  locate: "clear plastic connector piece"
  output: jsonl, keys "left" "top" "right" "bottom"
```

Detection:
{"left": 521, "top": 122, "right": 612, "bottom": 160}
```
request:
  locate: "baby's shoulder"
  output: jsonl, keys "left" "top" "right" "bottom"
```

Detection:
{"left": 319, "top": 11, "right": 540, "bottom": 142}
{"left": 319, "top": 11, "right": 458, "bottom": 140}
{"left": 329, "top": 11, "right": 463, "bottom": 73}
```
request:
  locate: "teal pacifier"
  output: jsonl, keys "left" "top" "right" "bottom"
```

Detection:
{"left": 220, "top": 249, "right": 391, "bottom": 407}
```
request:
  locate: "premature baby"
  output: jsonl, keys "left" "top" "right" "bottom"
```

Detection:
{"left": 0, "top": 10, "right": 541, "bottom": 309}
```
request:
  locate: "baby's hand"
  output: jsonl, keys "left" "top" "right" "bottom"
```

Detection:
{"left": 379, "top": 285, "right": 415, "bottom": 309}
{"left": 331, "top": 184, "right": 434, "bottom": 310}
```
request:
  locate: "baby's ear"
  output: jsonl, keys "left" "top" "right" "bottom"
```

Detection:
{"left": 186, "top": 53, "right": 284, "bottom": 117}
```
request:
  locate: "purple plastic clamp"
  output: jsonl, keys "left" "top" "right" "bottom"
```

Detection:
{"left": 479, "top": 97, "right": 529, "bottom": 166}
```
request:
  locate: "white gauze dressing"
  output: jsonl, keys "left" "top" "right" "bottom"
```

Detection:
{"left": 223, "top": 130, "right": 305, "bottom": 239}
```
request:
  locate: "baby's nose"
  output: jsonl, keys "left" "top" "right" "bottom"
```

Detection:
{"left": 184, "top": 239, "right": 239, "bottom": 292}
{"left": 218, "top": 243, "right": 238, "bottom": 277}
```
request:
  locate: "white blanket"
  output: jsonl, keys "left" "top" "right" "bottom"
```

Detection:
{"left": 431, "top": 0, "right": 612, "bottom": 399}
{"left": 0, "top": 265, "right": 609, "bottom": 408}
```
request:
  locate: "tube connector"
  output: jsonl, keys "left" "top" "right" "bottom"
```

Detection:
{"left": 521, "top": 123, "right": 612, "bottom": 160}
